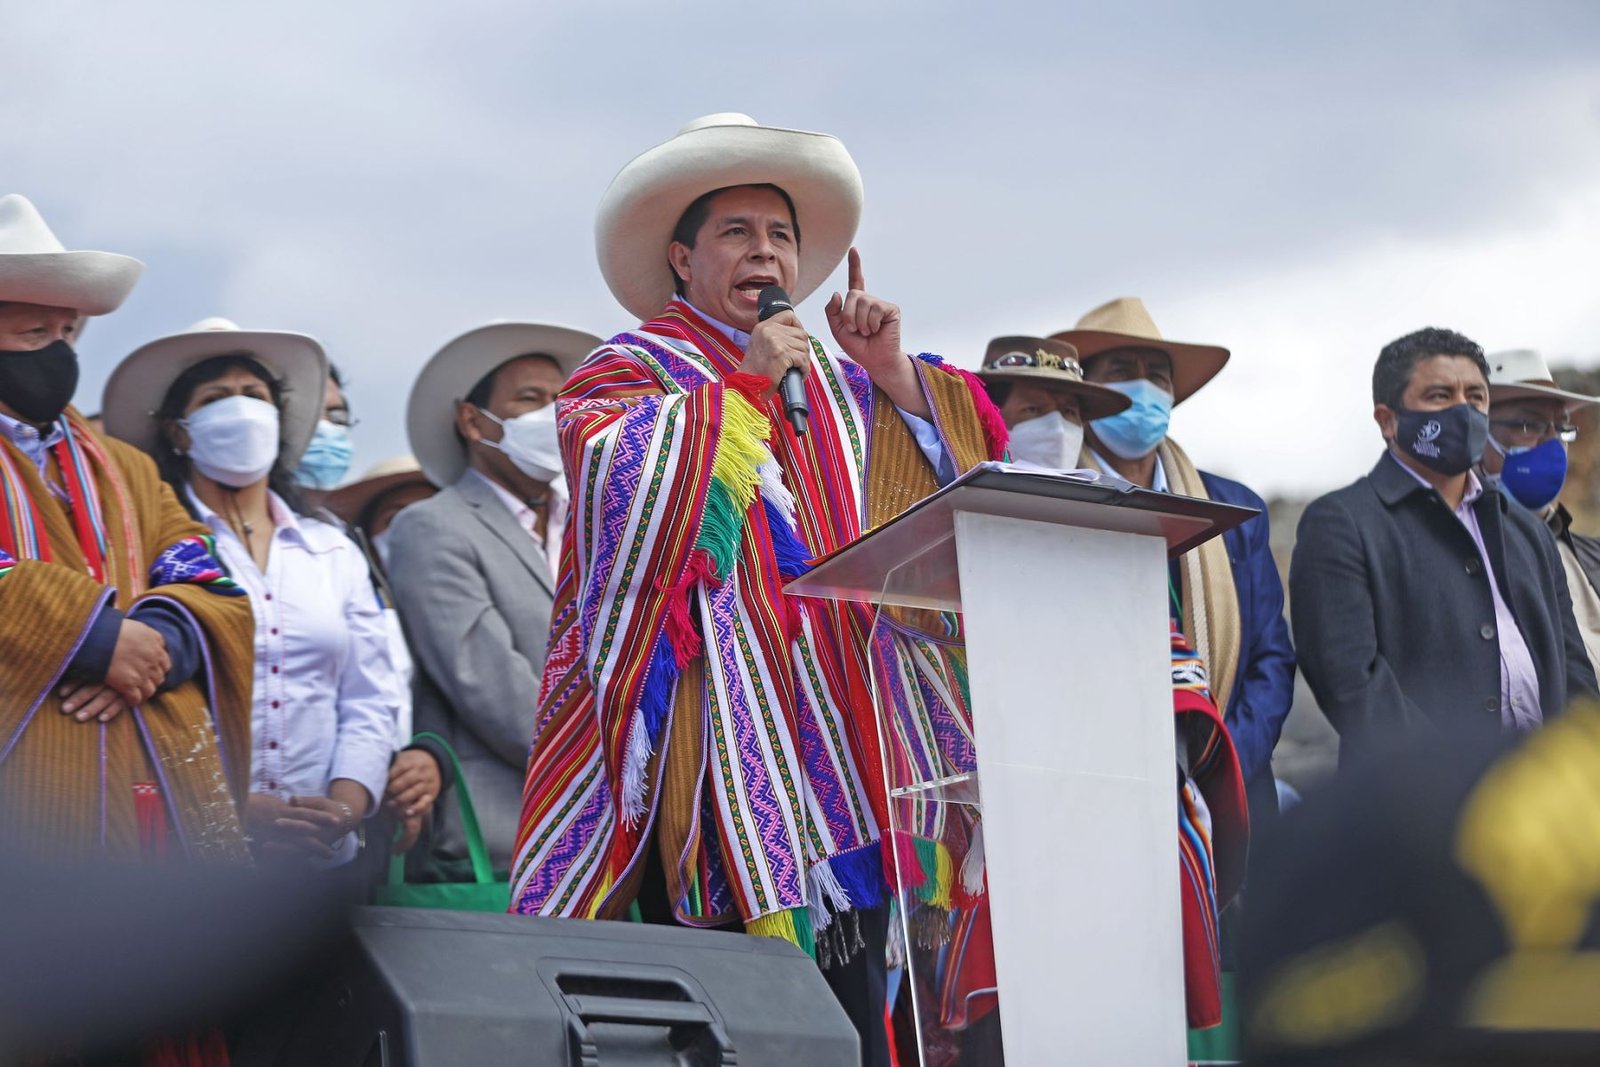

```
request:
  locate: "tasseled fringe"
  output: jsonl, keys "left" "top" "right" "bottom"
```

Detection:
{"left": 913, "top": 836, "right": 954, "bottom": 909}
{"left": 697, "top": 478, "right": 746, "bottom": 579}
{"left": 659, "top": 549, "right": 717, "bottom": 667}
{"left": 886, "top": 830, "right": 928, "bottom": 894}
{"left": 831, "top": 842, "right": 888, "bottom": 911}
{"left": 913, "top": 353, "right": 1010, "bottom": 462}
{"left": 910, "top": 903, "right": 952, "bottom": 949}
{"left": 762, "top": 495, "right": 813, "bottom": 579}
{"left": 690, "top": 386, "right": 772, "bottom": 580}
{"left": 885, "top": 899, "right": 907, "bottom": 970}
{"left": 746, "top": 905, "right": 816, "bottom": 958}
{"left": 756, "top": 458, "right": 798, "bottom": 524}
{"left": 620, "top": 708, "right": 652, "bottom": 826}
{"left": 808, "top": 855, "right": 854, "bottom": 933}
{"left": 621, "top": 631, "right": 680, "bottom": 824}
{"left": 816, "top": 906, "right": 869, "bottom": 971}
{"left": 956, "top": 820, "right": 986, "bottom": 907}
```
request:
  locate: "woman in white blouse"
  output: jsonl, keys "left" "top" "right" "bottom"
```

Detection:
{"left": 102, "top": 319, "right": 400, "bottom": 867}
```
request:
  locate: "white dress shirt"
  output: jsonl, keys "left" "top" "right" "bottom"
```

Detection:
{"left": 190, "top": 488, "right": 399, "bottom": 831}
{"left": 0, "top": 410, "right": 67, "bottom": 499}
{"left": 469, "top": 467, "right": 567, "bottom": 577}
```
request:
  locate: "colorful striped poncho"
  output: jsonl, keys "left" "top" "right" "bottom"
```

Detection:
{"left": 0, "top": 409, "right": 255, "bottom": 863}
{"left": 509, "top": 301, "right": 1004, "bottom": 952}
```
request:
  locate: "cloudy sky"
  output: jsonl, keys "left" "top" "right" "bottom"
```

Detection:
{"left": 7, "top": 0, "right": 1599, "bottom": 498}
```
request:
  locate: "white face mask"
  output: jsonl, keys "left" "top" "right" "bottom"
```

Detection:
{"left": 181, "top": 394, "right": 281, "bottom": 488}
{"left": 478, "top": 403, "right": 561, "bottom": 483}
{"left": 1007, "top": 411, "right": 1084, "bottom": 470}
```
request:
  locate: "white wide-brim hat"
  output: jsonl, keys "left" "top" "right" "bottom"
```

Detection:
{"left": 407, "top": 321, "right": 602, "bottom": 488}
{"left": 102, "top": 317, "right": 329, "bottom": 467}
{"left": 595, "top": 113, "right": 864, "bottom": 323}
{"left": 1486, "top": 349, "right": 1598, "bottom": 409}
{"left": 0, "top": 194, "right": 144, "bottom": 316}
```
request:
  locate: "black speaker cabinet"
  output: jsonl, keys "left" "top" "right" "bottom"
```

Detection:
{"left": 245, "top": 906, "right": 859, "bottom": 1066}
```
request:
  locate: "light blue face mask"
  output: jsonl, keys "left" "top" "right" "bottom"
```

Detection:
{"left": 293, "top": 418, "right": 354, "bottom": 490}
{"left": 1090, "top": 379, "right": 1173, "bottom": 460}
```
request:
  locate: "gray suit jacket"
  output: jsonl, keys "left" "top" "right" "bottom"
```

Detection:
{"left": 385, "top": 471, "right": 555, "bottom": 873}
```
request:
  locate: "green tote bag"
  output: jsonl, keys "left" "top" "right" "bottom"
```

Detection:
{"left": 374, "top": 732, "right": 512, "bottom": 914}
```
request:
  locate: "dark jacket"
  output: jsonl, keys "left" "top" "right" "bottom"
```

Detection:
{"left": 1197, "top": 471, "right": 1297, "bottom": 802}
{"left": 1289, "top": 453, "right": 1598, "bottom": 765}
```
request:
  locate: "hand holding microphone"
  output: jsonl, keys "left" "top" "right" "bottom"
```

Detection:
{"left": 742, "top": 284, "right": 812, "bottom": 435}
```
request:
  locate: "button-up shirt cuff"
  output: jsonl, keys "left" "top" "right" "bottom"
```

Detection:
{"left": 331, "top": 746, "right": 394, "bottom": 815}
{"left": 897, "top": 408, "right": 956, "bottom": 484}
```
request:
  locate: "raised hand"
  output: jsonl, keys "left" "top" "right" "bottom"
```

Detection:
{"left": 825, "top": 248, "right": 904, "bottom": 377}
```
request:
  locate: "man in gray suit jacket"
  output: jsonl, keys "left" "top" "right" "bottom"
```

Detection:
{"left": 386, "top": 322, "right": 600, "bottom": 873}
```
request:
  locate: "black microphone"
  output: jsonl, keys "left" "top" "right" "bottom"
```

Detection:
{"left": 758, "top": 285, "right": 809, "bottom": 437}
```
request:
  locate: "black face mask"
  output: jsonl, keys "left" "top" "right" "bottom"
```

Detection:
{"left": 1394, "top": 402, "right": 1489, "bottom": 476}
{"left": 0, "top": 339, "right": 80, "bottom": 425}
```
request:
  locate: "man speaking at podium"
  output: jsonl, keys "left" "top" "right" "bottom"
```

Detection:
{"left": 507, "top": 114, "right": 1005, "bottom": 1061}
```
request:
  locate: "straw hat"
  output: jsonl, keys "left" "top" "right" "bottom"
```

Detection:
{"left": 407, "top": 321, "right": 601, "bottom": 488}
{"left": 0, "top": 194, "right": 143, "bottom": 315}
{"left": 325, "top": 455, "right": 433, "bottom": 528}
{"left": 595, "top": 113, "right": 863, "bottom": 322}
{"left": 1050, "top": 297, "right": 1230, "bottom": 405}
{"left": 1486, "top": 349, "right": 1598, "bottom": 409}
{"left": 977, "top": 335, "right": 1132, "bottom": 421}
{"left": 101, "top": 317, "right": 328, "bottom": 467}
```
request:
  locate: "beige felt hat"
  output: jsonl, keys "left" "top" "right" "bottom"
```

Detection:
{"left": 0, "top": 194, "right": 144, "bottom": 316}
{"left": 977, "top": 335, "right": 1132, "bottom": 421}
{"left": 1050, "top": 296, "right": 1230, "bottom": 405}
{"left": 102, "top": 317, "right": 328, "bottom": 467}
{"left": 1486, "top": 349, "right": 1598, "bottom": 409}
{"left": 325, "top": 455, "right": 433, "bottom": 528}
{"left": 595, "top": 113, "right": 863, "bottom": 322}
{"left": 406, "top": 321, "right": 601, "bottom": 488}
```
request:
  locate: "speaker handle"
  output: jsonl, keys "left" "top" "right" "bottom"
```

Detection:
{"left": 562, "top": 992, "right": 736, "bottom": 1066}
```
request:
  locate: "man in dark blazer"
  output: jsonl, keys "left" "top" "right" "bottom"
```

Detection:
{"left": 385, "top": 321, "right": 599, "bottom": 873}
{"left": 1291, "top": 327, "right": 1596, "bottom": 767}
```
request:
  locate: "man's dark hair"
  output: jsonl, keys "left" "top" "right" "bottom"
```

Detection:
{"left": 1372, "top": 327, "right": 1489, "bottom": 410}
{"left": 668, "top": 183, "right": 801, "bottom": 295}
{"left": 984, "top": 380, "right": 1013, "bottom": 407}
{"left": 155, "top": 353, "right": 307, "bottom": 518}
{"left": 452, "top": 352, "right": 564, "bottom": 446}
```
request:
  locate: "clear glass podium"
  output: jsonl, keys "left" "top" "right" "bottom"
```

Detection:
{"left": 786, "top": 464, "right": 1253, "bottom": 1065}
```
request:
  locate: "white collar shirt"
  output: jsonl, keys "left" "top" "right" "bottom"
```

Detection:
{"left": 1089, "top": 446, "right": 1169, "bottom": 493}
{"left": 189, "top": 486, "right": 399, "bottom": 848}
{"left": 469, "top": 467, "right": 568, "bottom": 577}
{"left": 0, "top": 411, "right": 68, "bottom": 499}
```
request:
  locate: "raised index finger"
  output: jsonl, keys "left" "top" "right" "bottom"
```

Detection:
{"left": 847, "top": 246, "right": 864, "bottom": 293}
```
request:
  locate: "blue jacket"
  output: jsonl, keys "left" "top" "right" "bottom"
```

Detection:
{"left": 1196, "top": 471, "right": 1297, "bottom": 793}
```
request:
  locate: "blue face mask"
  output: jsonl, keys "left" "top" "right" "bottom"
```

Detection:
{"left": 1091, "top": 379, "right": 1174, "bottom": 460}
{"left": 293, "top": 418, "right": 354, "bottom": 490}
{"left": 1494, "top": 435, "right": 1567, "bottom": 511}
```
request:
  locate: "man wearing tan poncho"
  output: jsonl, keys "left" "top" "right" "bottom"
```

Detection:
{"left": 0, "top": 194, "right": 254, "bottom": 864}
{"left": 1054, "top": 296, "right": 1295, "bottom": 823}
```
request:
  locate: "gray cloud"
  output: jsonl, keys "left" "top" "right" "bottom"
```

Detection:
{"left": 6, "top": 0, "right": 1598, "bottom": 494}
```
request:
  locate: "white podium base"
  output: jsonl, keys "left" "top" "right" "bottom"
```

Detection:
{"left": 955, "top": 512, "right": 1185, "bottom": 1064}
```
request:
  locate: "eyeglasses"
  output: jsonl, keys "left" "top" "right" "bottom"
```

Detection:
{"left": 987, "top": 349, "right": 1083, "bottom": 376}
{"left": 1490, "top": 417, "right": 1577, "bottom": 443}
